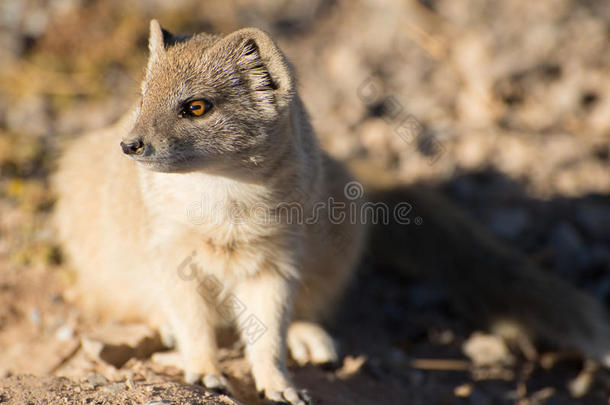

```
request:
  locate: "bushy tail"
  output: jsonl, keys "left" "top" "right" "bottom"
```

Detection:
{"left": 366, "top": 182, "right": 610, "bottom": 365}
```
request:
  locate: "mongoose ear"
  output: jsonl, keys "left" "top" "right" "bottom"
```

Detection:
{"left": 147, "top": 20, "right": 173, "bottom": 68}
{"left": 224, "top": 28, "right": 295, "bottom": 109}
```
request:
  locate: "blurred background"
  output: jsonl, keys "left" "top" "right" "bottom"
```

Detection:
{"left": 0, "top": 0, "right": 609, "bottom": 404}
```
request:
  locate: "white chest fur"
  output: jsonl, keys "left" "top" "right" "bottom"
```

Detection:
{"left": 136, "top": 168, "right": 295, "bottom": 279}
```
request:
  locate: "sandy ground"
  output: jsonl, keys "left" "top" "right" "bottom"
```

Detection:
{"left": 1, "top": 0, "right": 610, "bottom": 404}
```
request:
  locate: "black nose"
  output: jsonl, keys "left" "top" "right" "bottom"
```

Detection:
{"left": 120, "top": 138, "right": 144, "bottom": 155}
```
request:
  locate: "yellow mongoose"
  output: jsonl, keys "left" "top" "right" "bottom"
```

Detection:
{"left": 54, "top": 20, "right": 610, "bottom": 404}
{"left": 54, "top": 20, "right": 364, "bottom": 404}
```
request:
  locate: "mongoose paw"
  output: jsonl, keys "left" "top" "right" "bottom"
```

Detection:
{"left": 263, "top": 387, "right": 312, "bottom": 405}
{"left": 203, "top": 373, "right": 232, "bottom": 395}
{"left": 185, "top": 372, "right": 232, "bottom": 395}
{"left": 159, "top": 323, "right": 176, "bottom": 348}
{"left": 287, "top": 321, "right": 338, "bottom": 366}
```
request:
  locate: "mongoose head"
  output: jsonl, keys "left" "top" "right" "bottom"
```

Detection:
{"left": 122, "top": 20, "right": 296, "bottom": 173}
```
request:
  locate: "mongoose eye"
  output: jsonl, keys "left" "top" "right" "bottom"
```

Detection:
{"left": 181, "top": 99, "right": 212, "bottom": 117}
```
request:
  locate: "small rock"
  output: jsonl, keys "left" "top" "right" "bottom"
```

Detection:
{"left": 125, "top": 378, "right": 135, "bottom": 390}
{"left": 103, "top": 382, "right": 126, "bottom": 392}
{"left": 145, "top": 401, "right": 175, "bottom": 405}
{"left": 529, "top": 387, "right": 555, "bottom": 402}
{"left": 462, "top": 332, "right": 514, "bottom": 367}
{"left": 86, "top": 373, "right": 108, "bottom": 388}
{"left": 568, "top": 360, "right": 597, "bottom": 398}
{"left": 336, "top": 355, "right": 367, "bottom": 379}
{"left": 55, "top": 325, "right": 74, "bottom": 341}
{"left": 454, "top": 383, "right": 472, "bottom": 397}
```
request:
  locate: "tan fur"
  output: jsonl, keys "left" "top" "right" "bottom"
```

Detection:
{"left": 54, "top": 21, "right": 364, "bottom": 404}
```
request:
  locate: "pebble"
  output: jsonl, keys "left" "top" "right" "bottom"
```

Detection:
{"left": 462, "top": 332, "right": 514, "bottom": 366}
{"left": 336, "top": 355, "right": 366, "bottom": 379}
{"left": 103, "top": 382, "right": 126, "bottom": 392}
{"left": 86, "top": 373, "right": 108, "bottom": 388}
{"left": 454, "top": 383, "right": 472, "bottom": 397}
{"left": 55, "top": 324, "right": 74, "bottom": 341}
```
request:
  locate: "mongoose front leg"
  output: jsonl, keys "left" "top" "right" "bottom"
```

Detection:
{"left": 157, "top": 268, "right": 229, "bottom": 394}
{"left": 235, "top": 272, "right": 311, "bottom": 405}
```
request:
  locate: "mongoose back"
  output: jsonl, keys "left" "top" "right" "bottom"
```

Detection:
{"left": 54, "top": 20, "right": 610, "bottom": 404}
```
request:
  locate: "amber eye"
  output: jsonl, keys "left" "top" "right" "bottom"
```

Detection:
{"left": 181, "top": 99, "right": 212, "bottom": 117}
